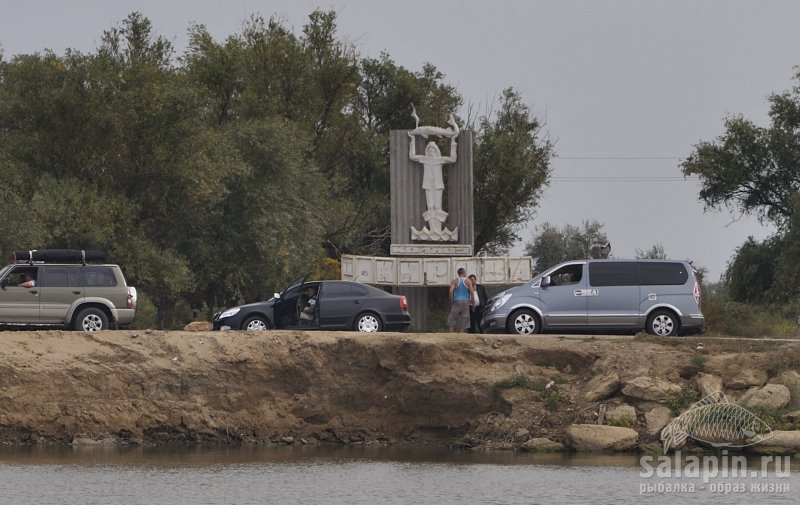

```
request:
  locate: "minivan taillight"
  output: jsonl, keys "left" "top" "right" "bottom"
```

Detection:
{"left": 400, "top": 295, "right": 408, "bottom": 310}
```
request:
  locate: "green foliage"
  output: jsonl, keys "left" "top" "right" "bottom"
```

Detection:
{"left": 685, "top": 72, "right": 800, "bottom": 307}
{"left": 667, "top": 389, "right": 698, "bottom": 415}
{"left": 700, "top": 284, "right": 800, "bottom": 337}
{"left": 691, "top": 354, "right": 707, "bottom": 369}
{"left": 524, "top": 220, "right": 608, "bottom": 272}
{"left": 472, "top": 88, "right": 553, "bottom": 254}
{"left": 0, "top": 9, "right": 553, "bottom": 327}
{"left": 747, "top": 407, "right": 800, "bottom": 432}
{"left": 681, "top": 70, "right": 800, "bottom": 229}
{"left": 606, "top": 415, "right": 637, "bottom": 429}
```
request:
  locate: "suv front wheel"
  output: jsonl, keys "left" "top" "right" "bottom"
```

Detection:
{"left": 74, "top": 307, "right": 109, "bottom": 332}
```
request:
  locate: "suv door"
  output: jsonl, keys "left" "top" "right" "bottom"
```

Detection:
{"left": 39, "top": 265, "right": 84, "bottom": 323}
{"left": 0, "top": 265, "right": 41, "bottom": 323}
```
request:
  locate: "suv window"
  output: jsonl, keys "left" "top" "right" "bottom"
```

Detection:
{"left": 41, "top": 266, "right": 82, "bottom": 287}
{"left": 82, "top": 267, "right": 118, "bottom": 287}
{"left": 589, "top": 262, "right": 639, "bottom": 287}
{"left": 639, "top": 262, "right": 689, "bottom": 285}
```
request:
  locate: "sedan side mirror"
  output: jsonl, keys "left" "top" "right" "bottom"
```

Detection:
{"left": 273, "top": 292, "right": 281, "bottom": 300}
{"left": 0, "top": 278, "right": 8, "bottom": 289}
{"left": 541, "top": 276, "right": 551, "bottom": 288}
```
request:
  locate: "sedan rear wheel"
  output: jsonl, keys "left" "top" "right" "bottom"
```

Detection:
{"left": 242, "top": 316, "right": 269, "bottom": 331}
{"left": 355, "top": 312, "right": 382, "bottom": 332}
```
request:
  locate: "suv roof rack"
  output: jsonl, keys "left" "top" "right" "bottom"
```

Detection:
{"left": 9, "top": 249, "right": 107, "bottom": 265}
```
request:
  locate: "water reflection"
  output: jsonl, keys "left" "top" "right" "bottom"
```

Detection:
{"left": 0, "top": 447, "right": 795, "bottom": 505}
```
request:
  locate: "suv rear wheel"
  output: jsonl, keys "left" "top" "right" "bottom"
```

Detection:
{"left": 74, "top": 307, "right": 109, "bottom": 332}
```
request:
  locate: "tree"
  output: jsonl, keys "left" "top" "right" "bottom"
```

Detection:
{"left": 524, "top": 220, "right": 608, "bottom": 272}
{"left": 472, "top": 89, "right": 553, "bottom": 254}
{"left": 0, "top": 9, "right": 556, "bottom": 327}
{"left": 724, "top": 236, "right": 780, "bottom": 303}
{"left": 682, "top": 70, "right": 800, "bottom": 230}
{"left": 635, "top": 243, "right": 667, "bottom": 259}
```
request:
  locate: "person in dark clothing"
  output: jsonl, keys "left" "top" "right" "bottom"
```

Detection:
{"left": 468, "top": 274, "right": 488, "bottom": 334}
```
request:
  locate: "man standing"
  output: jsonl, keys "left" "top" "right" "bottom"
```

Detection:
{"left": 468, "top": 274, "right": 488, "bottom": 334}
{"left": 447, "top": 268, "right": 474, "bottom": 333}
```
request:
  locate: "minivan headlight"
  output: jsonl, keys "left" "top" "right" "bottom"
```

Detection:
{"left": 492, "top": 293, "right": 513, "bottom": 311}
{"left": 219, "top": 307, "right": 241, "bottom": 319}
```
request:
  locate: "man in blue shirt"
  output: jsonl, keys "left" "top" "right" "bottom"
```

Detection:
{"left": 447, "top": 268, "right": 475, "bottom": 333}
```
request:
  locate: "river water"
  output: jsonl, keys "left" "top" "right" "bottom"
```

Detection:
{"left": 0, "top": 446, "right": 796, "bottom": 505}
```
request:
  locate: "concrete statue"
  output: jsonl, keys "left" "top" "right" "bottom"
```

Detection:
{"left": 407, "top": 106, "right": 460, "bottom": 241}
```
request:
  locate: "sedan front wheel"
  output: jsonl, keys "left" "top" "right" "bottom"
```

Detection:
{"left": 242, "top": 316, "right": 270, "bottom": 331}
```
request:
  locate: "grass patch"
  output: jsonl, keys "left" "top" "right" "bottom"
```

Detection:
{"left": 494, "top": 373, "right": 568, "bottom": 411}
{"left": 494, "top": 373, "right": 546, "bottom": 391}
{"left": 606, "top": 415, "right": 637, "bottom": 429}
{"left": 667, "top": 388, "right": 698, "bottom": 415}
{"left": 691, "top": 354, "right": 707, "bottom": 369}
{"left": 768, "top": 343, "right": 800, "bottom": 375}
{"left": 747, "top": 406, "right": 800, "bottom": 431}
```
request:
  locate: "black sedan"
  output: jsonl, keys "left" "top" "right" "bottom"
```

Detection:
{"left": 212, "top": 276, "right": 411, "bottom": 332}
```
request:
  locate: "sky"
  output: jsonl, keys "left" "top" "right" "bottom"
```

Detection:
{"left": 2, "top": 0, "right": 798, "bottom": 282}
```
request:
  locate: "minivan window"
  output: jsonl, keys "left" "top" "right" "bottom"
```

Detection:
{"left": 639, "top": 262, "right": 689, "bottom": 285}
{"left": 549, "top": 264, "right": 583, "bottom": 286}
{"left": 589, "top": 262, "right": 639, "bottom": 287}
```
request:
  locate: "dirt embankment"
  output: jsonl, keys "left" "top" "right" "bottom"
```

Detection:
{"left": 0, "top": 330, "right": 794, "bottom": 449}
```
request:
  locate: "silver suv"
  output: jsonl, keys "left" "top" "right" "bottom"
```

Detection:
{"left": 0, "top": 250, "right": 137, "bottom": 331}
{"left": 482, "top": 259, "right": 704, "bottom": 336}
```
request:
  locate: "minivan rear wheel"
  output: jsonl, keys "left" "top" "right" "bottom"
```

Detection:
{"left": 507, "top": 309, "right": 541, "bottom": 335}
{"left": 646, "top": 309, "right": 679, "bottom": 337}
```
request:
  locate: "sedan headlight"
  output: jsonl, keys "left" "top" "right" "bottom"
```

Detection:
{"left": 219, "top": 307, "right": 241, "bottom": 319}
{"left": 491, "top": 293, "right": 513, "bottom": 311}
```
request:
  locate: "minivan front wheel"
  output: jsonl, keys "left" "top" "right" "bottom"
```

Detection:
{"left": 74, "top": 307, "right": 109, "bottom": 332}
{"left": 646, "top": 309, "right": 679, "bottom": 337}
{"left": 507, "top": 309, "right": 541, "bottom": 335}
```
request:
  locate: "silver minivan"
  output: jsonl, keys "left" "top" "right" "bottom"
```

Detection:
{"left": 482, "top": 259, "right": 704, "bottom": 336}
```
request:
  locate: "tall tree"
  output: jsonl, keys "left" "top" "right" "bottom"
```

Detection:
{"left": 472, "top": 89, "right": 553, "bottom": 254}
{"left": 682, "top": 71, "right": 800, "bottom": 230}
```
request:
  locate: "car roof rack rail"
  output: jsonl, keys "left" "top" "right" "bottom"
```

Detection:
{"left": 9, "top": 249, "right": 107, "bottom": 265}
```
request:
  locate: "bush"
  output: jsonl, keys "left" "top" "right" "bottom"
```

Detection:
{"left": 700, "top": 290, "right": 799, "bottom": 337}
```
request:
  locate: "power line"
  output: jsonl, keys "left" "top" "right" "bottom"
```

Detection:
{"left": 556, "top": 156, "right": 682, "bottom": 160}
{"left": 550, "top": 176, "right": 699, "bottom": 183}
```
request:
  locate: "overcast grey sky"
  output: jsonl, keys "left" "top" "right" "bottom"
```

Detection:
{"left": 2, "top": 0, "right": 798, "bottom": 281}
